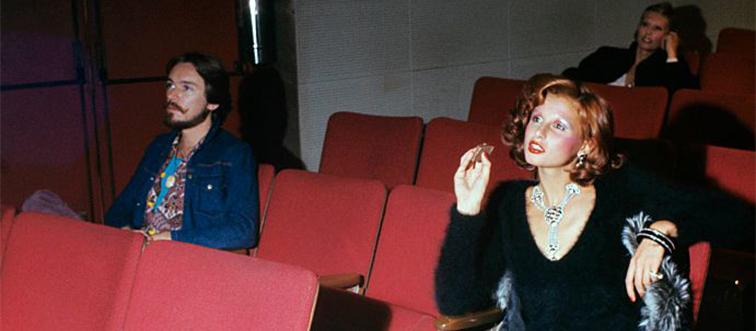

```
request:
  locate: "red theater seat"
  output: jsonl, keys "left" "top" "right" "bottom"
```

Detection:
{"left": 319, "top": 111, "right": 424, "bottom": 189}
{"left": 584, "top": 83, "right": 668, "bottom": 139}
{"left": 312, "top": 286, "right": 436, "bottom": 331}
{"left": 667, "top": 89, "right": 755, "bottom": 149}
{"left": 416, "top": 118, "right": 532, "bottom": 195}
{"left": 124, "top": 241, "right": 319, "bottom": 330}
{"left": 1, "top": 212, "right": 143, "bottom": 330}
{"left": 689, "top": 241, "right": 711, "bottom": 323}
{"left": 1, "top": 205, "right": 14, "bottom": 260}
{"left": 255, "top": 169, "right": 387, "bottom": 291}
{"left": 716, "top": 28, "right": 755, "bottom": 60}
{"left": 684, "top": 51, "right": 702, "bottom": 76}
{"left": 257, "top": 163, "right": 275, "bottom": 222}
{"left": 467, "top": 77, "right": 525, "bottom": 126}
{"left": 688, "top": 145, "right": 754, "bottom": 325}
{"left": 313, "top": 186, "right": 494, "bottom": 330}
{"left": 704, "top": 145, "right": 755, "bottom": 203}
{"left": 366, "top": 185, "right": 456, "bottom": 316}
{"left": 699, "top": 53, "right": 755, "bottom": 95}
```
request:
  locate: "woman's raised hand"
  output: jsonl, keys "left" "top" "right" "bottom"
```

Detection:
{"left": 663, "top": 31, "right": 679, "bottom": 59}
{"left": 454, "top": 146, "right": 492, "bottom": 215}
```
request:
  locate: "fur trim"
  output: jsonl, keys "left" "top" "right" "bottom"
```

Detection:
{"left": 493, "top": 270, "right": 524, "bottom": 330}
{"left": 492, "top": 212, "right": 690, "bottom": 330}
{"left": 623, "top": 212, "right": 691, "bottom": 331}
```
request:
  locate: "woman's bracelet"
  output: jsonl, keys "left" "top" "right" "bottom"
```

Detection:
{"left": 637, "top": 227, "right": 676, "bottom": 255}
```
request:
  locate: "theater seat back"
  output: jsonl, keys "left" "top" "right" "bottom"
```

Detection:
{"left": 0, "top": 205, "right": 15, "bottom": 264}
{"left": 366, "top": 185, "right": 456, "bottom": 315}
{"left": 667, "top": 89, "right": 755, "bottom": 150}
{"left": 257, "top": 163, "right": 275, "bottom": 225}
{"left": 2, "top": 212, "right": 143, "bottom": 331}
{"left": 584, "top": 83, "right": 668, "bottom": 139}
{"left": 319, "top": 111, "right": 424, "bottom": 189}
{"left": 467, "top": 76, "right": 525, "bottom": 126}
{"left": 124, "top": 241, "right": 319, "bottom": 330}
{"left": 689, "top": 241, "right": 711, "bottom": 323}
{"left": 704, "top": 145, "right": 755, "bottom": 203}
{"left": 717, "top": 28, "right": 755, "bottom": 60}
{"left": 256, "top": 170, "right": 387, "bottom": 278}
{"left": 699, "top": 53, "right": 755, "bottom": 95}
{"left": 416, "top": 117, "right": 532, "bottom": 195}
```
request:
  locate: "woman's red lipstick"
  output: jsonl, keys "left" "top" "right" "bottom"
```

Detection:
{"left": 528, "top": 141, "right": 544, "bottom": 154}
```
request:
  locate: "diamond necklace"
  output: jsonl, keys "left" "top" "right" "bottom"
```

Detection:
{"left": 530, "top": 183, "right": 581, "bottom": 261}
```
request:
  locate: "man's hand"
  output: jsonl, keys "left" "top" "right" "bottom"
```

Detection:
{"left": 150, "top": 231, "right": 172, "bottom": 241}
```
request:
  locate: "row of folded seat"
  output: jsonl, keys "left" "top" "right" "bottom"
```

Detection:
{"left": 467, "top": 77, "right": 754, "bottom": 149}
{"left": 696, "top": 27, "right": 755, "bottom": 95}
{"left": 0, "top": 209, "right": 319, "bottom": 330}
{"left": 0, "top": 159, "right": 742, "bottom": 320}
{"left": 683, "top": 27, "right": 754, "bottom": 77}
{"left": 320, "top": 108, "right": 754, "bottom": 196}
{"left": 0, "top": 175, "right": 455, "bottom": 330}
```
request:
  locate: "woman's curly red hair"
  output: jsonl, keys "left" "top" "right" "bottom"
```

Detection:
{"left": 502, "top": 73, "right": 624, "bottom": 185}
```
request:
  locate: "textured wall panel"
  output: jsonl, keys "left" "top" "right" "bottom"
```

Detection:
{"left": 680, "top": 0, "right": 755, "bottom": 47}
{"left": 296, "top": 0, "right": 410, "bottom": 84}
{"left": 509, "top": 0, "right": 594, "bottom": 58}
{"left": 595, "top": 1, "right": 646, "bottom": 48}
{"left": 410, "top": 0, "right": 509, "bottom": 69}
{"left": 510, "top": 52, "right": 588, "bottom": 80}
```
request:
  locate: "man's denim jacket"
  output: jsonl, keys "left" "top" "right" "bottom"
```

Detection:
{"left": 105, "top": 121, "right": 259, "bottom": 249}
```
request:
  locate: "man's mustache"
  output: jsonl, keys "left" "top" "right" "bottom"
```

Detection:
{"left": 165, "top": 101, "right": 188, "bottom": 113}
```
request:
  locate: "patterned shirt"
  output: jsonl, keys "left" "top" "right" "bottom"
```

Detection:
{"left": 143, "top": 135, "right": 204, "bottom": 233}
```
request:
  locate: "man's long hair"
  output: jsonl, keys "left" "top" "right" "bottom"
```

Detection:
{"left": 166, "top": 52, "right": 231, "bottom": 125}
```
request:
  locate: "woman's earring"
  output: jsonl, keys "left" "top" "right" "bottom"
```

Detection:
{"left": 576, "top": 152, "right": 587, "bottom": 167}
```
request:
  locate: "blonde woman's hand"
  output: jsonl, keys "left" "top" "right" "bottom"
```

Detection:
{"left": 664, "top": 31, "right": 679, "bottom": 59}
{"left": 454, "top": 147, "right": 491, "bottom": 215}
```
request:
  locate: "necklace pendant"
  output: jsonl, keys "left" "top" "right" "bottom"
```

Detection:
{"left": 531, "top": 183, "right": 581, "bottom": 262}
{"left": 165, "top": 175, "right": 176, "bottom": 188}
{"left": 544, "top": 206, "right": 564, "bottom": 225}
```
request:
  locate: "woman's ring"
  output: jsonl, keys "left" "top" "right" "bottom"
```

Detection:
{"left": 649, "top": 271, "right": 664, "bottom": 281}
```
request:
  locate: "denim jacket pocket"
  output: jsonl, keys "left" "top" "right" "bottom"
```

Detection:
{"left": 190, "top": 162, "right": 229, "bottom": 217}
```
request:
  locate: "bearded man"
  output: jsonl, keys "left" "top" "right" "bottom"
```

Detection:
{"left": 106, "top": 53, "right": 258, "bottom": 250}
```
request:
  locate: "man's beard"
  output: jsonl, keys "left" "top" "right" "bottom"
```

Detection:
{"left": 163, "top": 102, "right": 211, "bottom": 130}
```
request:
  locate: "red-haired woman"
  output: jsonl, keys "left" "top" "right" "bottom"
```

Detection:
{"left": 435, "top": 74, "right": 751, "bottom": 330}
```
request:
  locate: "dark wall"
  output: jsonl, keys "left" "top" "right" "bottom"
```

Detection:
{"left": 1, "top": 0, "right": 243, "bottom": 222}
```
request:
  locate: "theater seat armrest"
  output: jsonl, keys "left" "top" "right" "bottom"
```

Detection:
{"left": 318, "top": 273, "right": 364, "bottom": 290}
{"left": 435, "top": 307, "right": 503, "bottom": 330}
